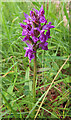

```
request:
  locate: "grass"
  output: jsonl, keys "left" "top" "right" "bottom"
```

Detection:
{"left": 1, "top": 1, "right": 71, "bottom": 120}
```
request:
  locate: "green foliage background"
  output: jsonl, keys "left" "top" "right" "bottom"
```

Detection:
{"left": 1, "top": 1, "right": 70, "bottom": 119}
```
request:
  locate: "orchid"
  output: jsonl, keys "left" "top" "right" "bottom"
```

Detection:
{"left": 20, "top": 5, "right": 54, "bottom": 62}
{"left": 20, "top": 5, "right": 55, "bottom": 105}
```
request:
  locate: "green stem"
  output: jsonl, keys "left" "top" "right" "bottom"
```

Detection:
{"left": 33, "top": 49, "right": 37, "bottom": 103}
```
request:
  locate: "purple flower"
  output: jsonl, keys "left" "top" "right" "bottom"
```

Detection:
{"left": 22, "top": 29, "right": 29, "bottom": 36}
{"left": 42, "top": 22, "right": 55, "bottom": 30}
{"left": 46, "top": 30, "right": 51, "bottom": 38}
{"left": 39, "top": 5, "right": 45, "bottom": 16}
{"left": 24, "top": 13, "right": 30, "bottom": 20}
{"left": 33, "top": 5, "right": 47, "bottom": 23}
{"left": 29, "top": 27, "right": 40, "bottom": 42}
{"left": 39, "top": 16, "right": 47, "bottom": 23}
{"left": 32, "top": 36, "right": 38, "bottom": 43}
{"left": 19, "top": 23, "right": 26, "bottom": 29}
{"left": 23, "top": 36, "right": 30, "bottom": 41}
{"left": 39, "top": 42, "right": 48, "bottom": 50}
{"left": 24, "top": 43, "right": 35, "bottom": 62}
{"left": 20, "top": 5, "right": 55, "bottom": 62}
{"left": 39, "top": 30, "right": 47, "bottom": 42}
{"left": 33, "top": 8, "right": 39, "bottom": 14}
{"left": 30, "top": 11, "right": 37, "bottom": 23}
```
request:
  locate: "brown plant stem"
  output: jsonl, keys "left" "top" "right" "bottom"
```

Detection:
{"left": 33, "top": 47, "right": 37, "bottom": 103}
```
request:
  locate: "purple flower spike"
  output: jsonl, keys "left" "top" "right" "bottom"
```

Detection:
{"left": 20, "top": 5, "right": 55, "bottom": 62}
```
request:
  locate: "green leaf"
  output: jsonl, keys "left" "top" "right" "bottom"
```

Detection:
{"left": 7, "top": 85, "right": 13, "bottom": 94}
{"left": 24, "top": 67, "right": 32, "bottom": 95}
{"left": 37, "top": 67, "right": 50, "bottom": 72}
{"left": 63, "top": 3, "right": 69, "bottom": 22}
{"left": 54, "top": 28, "right": 62, "bottom": 32}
